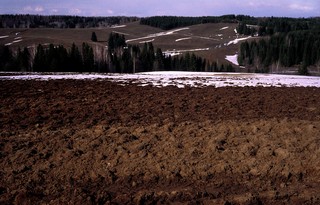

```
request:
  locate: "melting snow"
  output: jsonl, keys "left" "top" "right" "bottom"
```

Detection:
{"left": 5, "top": 39, "right": 23, "bottom": 46}
{"left": 227, "top": 36, "right": 251, "bottom": 46}
{"left": 175, "top": 37, "right": 192, "bottom": 42}
{"left": 111, "top": 25, "right": 127, "bottom": 28}
{"left": 164, "top": 48, "right": 209, "bottom": 56}
{"left": 220, "top": 27, "right": 229, "bottom": 30}
{"left": 139, "top": 39, "right": 155, "bottom": 44}
{"left": 225, "top": 54, "right": 239, "bottom": 66}
{"left": 1, "top": 71, "right": 320, "bottom": 88}
{"left": 126, "top": 27, "right": 190, "bottom": 43}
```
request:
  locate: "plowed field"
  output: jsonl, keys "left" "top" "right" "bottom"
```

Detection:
{"left": 1, "top": 80, "right": 320, "bottom": 204}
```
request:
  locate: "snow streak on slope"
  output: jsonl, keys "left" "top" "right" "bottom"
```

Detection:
{"left": 5, "top": 39, "right": 23, "bottom": 46}
{"left": 1, "top": 72, "right": 320, "bottom": 88}
{"left": 220, "top": 26, "right": 229, "bottom": 30}
{"left": 175, "top": 37, "right": 192, "bottom": 42}
{"left": 227, "top": 36, "right": 251, "bottom": 46}
{"left": 126, "top": 28, "right": 190, "bottom": 43}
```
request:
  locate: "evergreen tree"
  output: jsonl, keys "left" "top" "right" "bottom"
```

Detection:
{"left": 82, "top": 42, "right": 94, "bottom": 72}
{"left": 69, "top": 43, "right": 83, "bottom": 72}
{"left": 91, "top": 32, "right": 97, "bottom": 42}
{"left": 155, "top": 48, "right": 164, "bottom": 71}
{"left": 22, "top": 47, "right": 31, "bottom": 71}
{"left": 33, "top": 44, "right": 46, "bottom": 72}
{"left": 16, "top": 47, "right": 30, "bottom": 71}
{"left": 121, "top": 47, "right": 132, "bottom": 73}
{"left": 0, "top": 45, "right": 13, "bottom": 70}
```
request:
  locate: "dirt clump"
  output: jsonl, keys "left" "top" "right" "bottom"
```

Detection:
{"left": 0, "top": 80, "right": 320, "bottom": 204}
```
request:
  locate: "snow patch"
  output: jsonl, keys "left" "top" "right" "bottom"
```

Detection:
{"left": 139, "top": 39, "right": 155, "bottom": 44}
{"left": 0, "top": 35, "right": 9, "bottom": 39}
{"left": 227, "top": 36, "right": 251, "bottom": 46}
{"left": 1, "top": 72, "right": 320, "bottom": 88}
{"left": 175, "top": 37, "right": 192, "bottom": 42}
{"left": 111, "top": 25, "right": 127, "bottom": 28}
{"left": 5, "top": 39, "right": 23, "bottom": 46}
{"left": 164, "top": 48, "right": 209, "bottom": 56}
{"left": 0, "top": 71, "right": 320, "bottom": 88}
{"left": 220, "top": 26, "right": 229, "bottom": 30}
{"left": 126, "top": 27, "right": 189, "bottom": 43}
{"left": 234, "top": 29, "right": 238, "bottom": 34}
{"left": 225, "top": 54, "right": 239, "bottom": 66}
{"left": 164, "top": 52, "right": 182, "bottom": 57}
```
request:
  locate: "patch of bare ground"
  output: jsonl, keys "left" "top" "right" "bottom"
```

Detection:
{"left": 0, "top": 80, "right": 320, "bottom": 204}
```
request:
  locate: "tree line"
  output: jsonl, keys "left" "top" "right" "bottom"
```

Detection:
{"left": 140, "top": 15, "right": 253, "bottom": 30}
{"left": 238, "top": 30, "right": 320, "bottom": 74}
{"left": 237, "top": 17, "right": 320, "bottom": 36}
{"left": 105, "top": 32, "right": 212, "bottom": 73}
{"left": 0, "top": 43, "right": 100, "bottom": 72}
{"left": 1, "top": 32, "right": 234, "bottom": 73}
{"left": 0, "top": 15, "right": 139, "bottom": 28}
{"left": 104, "top": 32, "right": 234, "bottom": 73}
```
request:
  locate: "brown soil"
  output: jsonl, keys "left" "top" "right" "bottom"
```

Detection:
{"left": 1, "top": 80, "right": 320, "bottom": 204}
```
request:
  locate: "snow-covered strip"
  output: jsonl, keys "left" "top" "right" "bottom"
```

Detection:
{"left": 139, "top": 39, "right": 155, "bottom": 44}
{"left": 220, "top": 26, "right": 229, "bottom": 30}
{"left": 0, "top": 35, "right": 9, "bottom": 39}
{"left": 163, "top": 52, "right": 182, "bottom": 57}
{"left": 14, "top": 37, "right": 22, "bottom": 40}
{"left": 175, "top": 37, "right": 192, "bottom": 42}
{"left": 225, "top": 54, "right": 239, "bottom": 66}
{"left": 126, "top": 27, "right": 189, "bottom": 43}
{"left": 5, "top": 39, "right": 23, "bottom": 46}
{"left": 164, "top": 48, "right": 209, "bottom": 57}
{"left": 1, "top": 71, "right": 320, "bottom": 88}
{"left": 227, "top": 36, "right": 251, "bottom": 46}
{"left": 165, "top": 27, "right": 190, "bottom": 34}
{"left": 112, "top": 31, "right": 130, "bottom": 36}
{"left": 165, "top": 48, "right": 209, "bottom": 54}
{"left": 110, "top": 25, "right": 127, "bottom": 28}
{"left": 234, "top": 28, "right": 238, "bottom": 34}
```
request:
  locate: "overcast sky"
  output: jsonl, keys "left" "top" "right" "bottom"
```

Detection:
{"left": 1, "top": 0, "right": 319, "bottom": 17}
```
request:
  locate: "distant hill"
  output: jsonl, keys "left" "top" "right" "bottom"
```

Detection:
{"left": 1, "top": 15, "right": 320, "bottom": 75}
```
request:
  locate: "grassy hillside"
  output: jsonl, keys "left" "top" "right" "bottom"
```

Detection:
{"left": 0, "top": 21, "right": 250, "bottom": 67}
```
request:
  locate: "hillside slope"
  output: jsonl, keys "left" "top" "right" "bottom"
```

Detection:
{"left": 0, "top": 21, "right": 252, "bottom": 67}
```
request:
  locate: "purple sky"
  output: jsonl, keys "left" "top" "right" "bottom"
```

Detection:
{"left": 1, "top": 0, "right": 319, "bottom": 17}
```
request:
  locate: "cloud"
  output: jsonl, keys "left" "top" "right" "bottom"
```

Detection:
{"left": 107, "top": 9, "right": 114, "bottom": 15}
{"left": 289, "top": 3, "right": 314, "bottom": 12}
{"left": 23, "top": 5, "right": 44, "bottom": 13}
{"left": 35, "top": 6, "right": 44, "bottom": 12}
{"left": 51, "top": 9, "right": 59, "bottom": 13}
{"left": 69, "top": 8, "right": 82, "bottom": 15}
